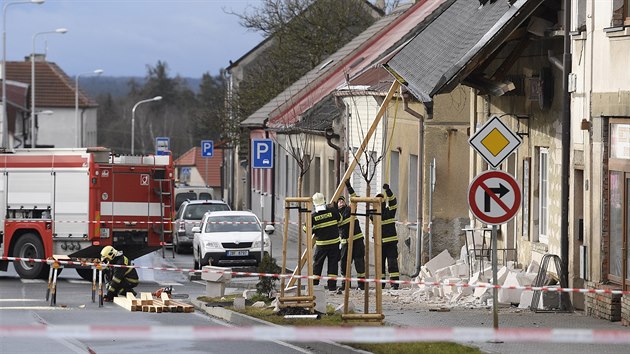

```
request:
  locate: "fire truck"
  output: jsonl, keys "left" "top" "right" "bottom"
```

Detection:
{"left": 0, "top": 148, "right": 174, "bottom": 279}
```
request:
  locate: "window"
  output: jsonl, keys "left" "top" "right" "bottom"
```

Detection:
{"left": 613, "top": 0, "right": 630, "bottom": 26}
{"left": 314, "top": 157, "right": 321, "bottom": 194}
{"left": 574, "top": 0, "right": 586, "bottom": 32}
{"left": 328, "top": 159, "right": 335, "bottom": 199}
{"left": 408, "top": 154, "right": 418, "bottom": 223}
{"left": 538, "top": 148, "right": 549, "bottom": 243}
{"left": 389, "top": 150, "right": 400, "bottom": 195}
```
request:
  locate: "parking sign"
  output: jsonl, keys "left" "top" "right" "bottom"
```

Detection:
{"left": 201, "top": 140, "right": 214, "bottom": 158}
{"left": 252, "top": 139, "right": 273, "bottom": 169}
{"left": 156, "top": 137, "right": 170, "bottom": 156}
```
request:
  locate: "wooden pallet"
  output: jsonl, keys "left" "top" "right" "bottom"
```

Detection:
{"left": 113, "top": 292, "right": 194, "bottom": 313}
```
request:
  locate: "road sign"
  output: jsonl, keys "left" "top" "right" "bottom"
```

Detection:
{"left": 156, "top": 137, "right": 170, "bottom": 156}
{"left": 469, "top": 116, "right": 522, "bottom": 168}
{"left": 468, "top": 170, "right": 521, "bottom": 225}
{"left": 201, "top": 140, "right": 214, "bottom": 158}
{"left": 252, "top": 139, "right": 273, "bottom": 169}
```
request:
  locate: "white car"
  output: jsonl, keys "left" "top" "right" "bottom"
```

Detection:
{"left": 192, "top": 211, "right": 274, "bottom": 268}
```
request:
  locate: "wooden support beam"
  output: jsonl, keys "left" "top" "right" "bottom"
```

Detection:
{"left": 287, "top": 81, "right": 400, "bottom": 288}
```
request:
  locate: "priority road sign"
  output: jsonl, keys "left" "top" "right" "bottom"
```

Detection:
{"left": 468, "top": 170, "right": 521, "bottom": 225}
{"left": 469, "top": 116, "right": 522, "bottom": 168}
{"left": 252, "top": 139, "right": 273, "bottom": 169}
{"left": 201, "top": 140, "right": 214, "bottom": 158}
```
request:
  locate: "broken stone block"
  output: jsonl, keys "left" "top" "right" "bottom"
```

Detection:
{"left": 435, "top": 266, "right": 452, "bottom": 280}
{"left": 251, "top": 301, "right": 266, "bottom": 308}
{"left": 469, "top": 271, "right": 486, "bottom": 285}
{"left": 242, "top": 289, "right": 256, "bottom": 300}
{"left": 518, "top": 290, "right": 534, "bottom": 309}
{"left": 442, "top": 278, "right": 462, "bottom": 298}
{"left": 420, "top": 266, "right": 432, "bottom": 279}
{"left": 498, "top": 270, "right": 524, "bottom": 304}
{"left": 526, "top": 260, "right": 540, "bottom": 274}
{"left": 233, "top": 297, "right": 246, "bottom": 310}
{"left": 492, "top": 266, "right": 509, "bottom": 285}
{"left": 424, "top": 249, "right": 455, "bottom": 276}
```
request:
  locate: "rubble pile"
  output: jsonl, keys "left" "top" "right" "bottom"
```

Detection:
{"left": 406, "top": 249, "right": 544, "bottom": 310}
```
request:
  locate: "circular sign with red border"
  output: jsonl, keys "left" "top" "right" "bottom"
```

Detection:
{"left": 468, "top": 170, "right": 521, "bottom": 225}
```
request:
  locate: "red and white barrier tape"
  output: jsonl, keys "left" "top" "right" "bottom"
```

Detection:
{"left": 0, "top": 325, "right": 628, "bottom": 343}
{"left": 2, "top": 256, "right": 630, "bottom": 295}
{"left": 4, "top": 219, "right": 417, "bottom": 226}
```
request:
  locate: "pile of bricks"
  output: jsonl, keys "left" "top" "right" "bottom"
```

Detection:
{"left": 585, "top": 282, "right": 621, "bottom": 322}
{"left": 622, "top": 294, "right": 630, "bottom": 326}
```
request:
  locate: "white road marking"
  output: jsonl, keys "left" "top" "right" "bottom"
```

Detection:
{"left": 20, "top": 279, "right": 46, "bottom": 284}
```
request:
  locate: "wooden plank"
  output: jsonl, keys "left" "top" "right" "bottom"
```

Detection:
{"left": 113, "top": 295, "right": 135, "bottom": 311}
{"left": 141, "top": 292, "right": 153, "bottom": 305}
{"left": 170, "top": 300, "right": 194, "bottom": 313}
{"left": 288, "top": 81, "right": 400, "bottom": 288}
{"left": 160, "top": 292, "right": 171, "bottom": 305}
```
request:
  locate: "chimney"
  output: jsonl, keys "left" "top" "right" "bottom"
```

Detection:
{"left": 26, "top": 53, "right": 46, "bottom": 62}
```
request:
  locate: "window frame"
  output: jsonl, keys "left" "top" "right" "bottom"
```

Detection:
{"left": 538, "top": 148, "right": 549, "bottom": 244}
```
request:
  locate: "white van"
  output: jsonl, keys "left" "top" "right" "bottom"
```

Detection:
{"left": 174, "top": 185, "right": 215, "bottom": 212}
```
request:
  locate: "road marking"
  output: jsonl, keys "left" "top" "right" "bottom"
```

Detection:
{"left": 0, "top": 299, "right": 40, "bottom": 302}
{"left": 20, "top": 279, "right": 46, "bottom": 284}
{"left": 157, "top": 281, "right": 183, "bottom": 286}
{"left": 0, "top": 306, "right": 72, "bottom": 310}
{"left": 67, "top": 279, "right": 91, "bottom": 284}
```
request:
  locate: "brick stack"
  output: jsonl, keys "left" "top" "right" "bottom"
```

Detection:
{"left": 622, "top": 294, "right": 630, "bottom": 326}
{"left": 585, "top": 282, "right": 621, "bottom": 322}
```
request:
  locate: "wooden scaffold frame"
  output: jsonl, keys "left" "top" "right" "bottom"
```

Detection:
{"left": 278, "top": 197, "right": 315, "bottom": 312}
{"left": 342, "top": 196, "right": 384, "bottom": 325}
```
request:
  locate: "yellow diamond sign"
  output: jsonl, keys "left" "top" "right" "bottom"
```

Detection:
{"left": 469, "top": 116, "right": 522, "bottom": 168}
{"left": 481, "top": 128, "right": 510, "bottom": 157}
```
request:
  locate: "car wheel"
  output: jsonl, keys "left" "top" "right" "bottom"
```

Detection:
{"left": 174, "top": 238, "right": 180, "bottom": 254}
{"left": 13, "top": 233, "right": 49, "bottom": 279}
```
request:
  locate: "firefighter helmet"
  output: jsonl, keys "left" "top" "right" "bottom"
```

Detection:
{"left": 312, "top": 192, "right": 325, "bottom": 206}
{"left": 100, "top": 245, "right": 117, "bottom": 262}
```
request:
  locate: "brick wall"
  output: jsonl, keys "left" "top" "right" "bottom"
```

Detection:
{"left": 622, "top": 294, "right": 630, "bottom": 326}
{"left": 585, "top": 282, "right": 621, "bottom": 322}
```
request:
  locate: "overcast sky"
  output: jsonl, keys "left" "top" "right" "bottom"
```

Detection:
{"left": 5, "top": 0, "right": 264, "bottom": 78}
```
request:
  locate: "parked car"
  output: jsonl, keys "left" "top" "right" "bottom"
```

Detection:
{"left": 174, "top": 185, "right": 215, "bottom": 212}
{"left": 173, "top": 200, "right": 230, "bottom": 254}
{"left": 192, "top": 210, "right": 274, "bottom": 268}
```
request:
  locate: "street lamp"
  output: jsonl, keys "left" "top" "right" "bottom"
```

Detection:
{"left": 75, "top": 69, "right": 103, "bottom": 147}
{"left": 31, "top": 27, "right": 67, "bottom": 148}
{"left": 2, "top": 0, "right": 45, "bottom": 149}
{"left": 131, "top": 96, "right": 162, "bottom": 154}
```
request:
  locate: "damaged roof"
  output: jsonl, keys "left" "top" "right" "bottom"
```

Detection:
{"left": 385, "top": 0, "right": 545, "bottom": 102}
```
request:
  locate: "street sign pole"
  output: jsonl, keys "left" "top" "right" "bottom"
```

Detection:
{"left": 492, "top": 223, "right": 498, "bottom": 330}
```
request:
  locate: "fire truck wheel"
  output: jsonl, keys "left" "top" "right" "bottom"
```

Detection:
{"left": 75, "top": 268, "right": 93, "bottom": 281}
{"left": 13, "top": 233, "right": 49, "bottom": 279}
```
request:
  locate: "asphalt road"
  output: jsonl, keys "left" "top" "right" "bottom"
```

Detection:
{"left": 0, "top": 250, "right": 310, "bottom": 354}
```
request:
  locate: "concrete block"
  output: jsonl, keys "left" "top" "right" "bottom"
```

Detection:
{"left": 420, "top": 266, "right": 432, "bottom": 278}
{"left": 469, "top": 271, "right": 486, "bottom": 285}
{"left": 518, "top": 290, "right": 534, "bottom": 309}
{"left": 526, "top": 260, "right": 540, "bottom": 274}
{"left": 313, "top": 287, "right": 327, "bottom": 314}
{"left": 242, "top": 289, "right": 256, "bottom": 300}
{"left": 492, "top": 266, "right": 509, "bottom": 285}
{"left": 473, "top": 282, "right": 491, "bottom": 298}
{"left": 201, "top": 265, "right": 233, "bottom": 282}
{"left": 206, "top": 281, "right": 226, "bottom": 298}
{"left": 233, "top": 297, "right": 246, "bottom": 310}
{"left": 459, "top": 285, "right": 474, "bottom": 296}
{"left": 424, "top": 249, "right": 455, "bottom": 276}
{"left": 443, "top": 278, "right": 461, "bottom": 298}
{"left": 251, "top": 301, "right": 266, "bottom": 308}
{"left": 498, "top": 271, "right": 524, "bottom": 304}
{"left": 435, "top": 266, "right": 452, "bottom": 280}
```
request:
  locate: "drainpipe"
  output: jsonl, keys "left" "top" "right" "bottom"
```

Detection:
{"left": 404, "top": 96, "right": 428, "bottom": 277}
{"left": 266, "top": 130, "right": 275, "bottom": 225}
{"left": 560, "top": 0, "right": 571, "bottom": 293}
{"left": 325, "top": 128, "right": 341, "bottom": 187}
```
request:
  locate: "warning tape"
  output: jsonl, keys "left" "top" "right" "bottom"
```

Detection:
{"left": 2, "top": 256, "right": 630, "bottom": 295}
{"left": 0, "top": 325, "right": 628, "bottom": 343}
{"left": 4, "top": 219, "right": 417, "bottom": 226}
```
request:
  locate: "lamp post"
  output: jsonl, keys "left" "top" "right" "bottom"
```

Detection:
{"left": 131, "top": 96, "right": 162, "bottom": 154}
{"left": 2, "top": 0, "right": 45, "bottom": 149}
{"left": 31, "top": 28, "right": 67, "bottom": 148}
{"left": 75, "top": 69, "right": 103, "bottom": 147}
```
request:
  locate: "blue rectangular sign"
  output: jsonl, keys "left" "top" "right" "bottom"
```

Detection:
{"left": 252, "top": 139, "right": 273, "bottom": 169}
{"left": 156, "top": 137, "right": 170, "bottom": 156}
{"left": 201, "top": 140, "right": 214, "bottom": 158}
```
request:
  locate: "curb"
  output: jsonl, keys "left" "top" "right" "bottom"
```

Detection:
{"left": 191, "top": 299, "right": 369, "bottom": 354}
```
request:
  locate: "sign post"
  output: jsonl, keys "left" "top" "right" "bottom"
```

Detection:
{"left": 468, "top": 116, "right": 522, "bottom": 330}
{"left": 252, "top": 139, "right": 274, "bottom": 261}
{"left": 201, "top": 140, "right": 214, "bottom": 186}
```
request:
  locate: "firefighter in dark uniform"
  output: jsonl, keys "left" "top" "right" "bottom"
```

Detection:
{"left": 376, "top": 184, "right": 400, "bottom": 289}
{"left": 338, "top": 180, "right": 366, "bottom": 291}
{"left": 100, "top": 245, "right": 139, "bottom": 301}
{"left": 311, "top": 192, "right": 342, "bottom": 291}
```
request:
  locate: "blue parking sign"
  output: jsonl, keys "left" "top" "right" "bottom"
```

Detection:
{"left": 252, "top": 139, "right": 273, "bottom": 169}
{"left": 156, "top": 137, "right": 170, "bottom": 156}
{"left": 201, "top": 140, "right": 214, "bottom": 158}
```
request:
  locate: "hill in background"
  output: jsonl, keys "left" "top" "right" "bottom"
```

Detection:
{"left": 79, "top": 76, "right": 202, "bottom": 97}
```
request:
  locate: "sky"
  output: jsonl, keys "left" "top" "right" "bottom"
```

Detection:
{"left": 5, "top": 0, "right": 265, "bottom": 78}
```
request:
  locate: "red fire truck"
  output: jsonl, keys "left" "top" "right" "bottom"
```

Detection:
{"left": 0, "top": 148, "right": 174, "bottom": 279}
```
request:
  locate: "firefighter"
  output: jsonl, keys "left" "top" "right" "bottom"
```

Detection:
{"left": 376, "top": 184, "right": 400, "bottom": 290}
{"left": 338, "top": 180, "right": 365, "bottom": 291}
{"left": 100, "top": 246, "right": 139, "bottom": 301}
{"left": 311, "top": 192, "right": 342, "bottom": 292}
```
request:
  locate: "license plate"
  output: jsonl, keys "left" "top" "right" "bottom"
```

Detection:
{"left": 227, "top": 250, "right": 249, "bottom": 257}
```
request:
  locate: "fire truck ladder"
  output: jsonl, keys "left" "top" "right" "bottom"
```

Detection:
{"left": 154, "top": 174, "right": 174, "bottom": 259}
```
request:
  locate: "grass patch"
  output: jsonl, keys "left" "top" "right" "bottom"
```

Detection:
{"left": 350, "top": 342, "right": 481, "bottom": 354}
{"left": 197, "top": 296, "right": 480, "bottom": 353}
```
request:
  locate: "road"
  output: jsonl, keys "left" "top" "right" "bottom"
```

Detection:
{"left": 0, "top": 249, "right": 311, "bottom": 354}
